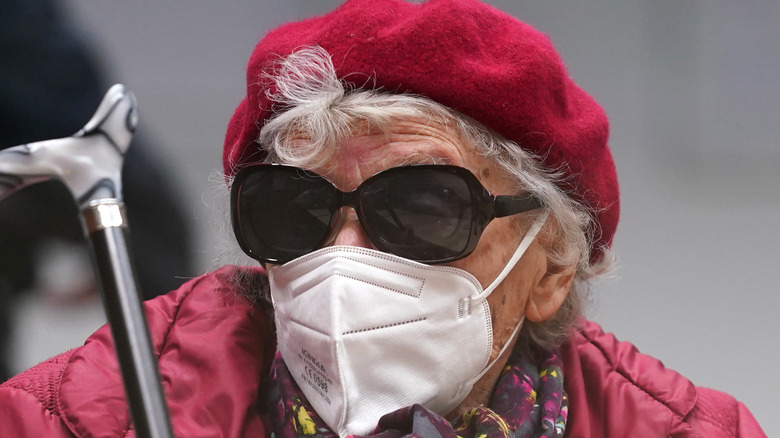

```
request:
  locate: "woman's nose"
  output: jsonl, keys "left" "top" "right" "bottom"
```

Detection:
{"left": 330, "top": 209, "right": 375, "bottom": 249}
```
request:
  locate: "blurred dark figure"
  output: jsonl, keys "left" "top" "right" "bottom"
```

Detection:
{"left": 0, "top": 0, "right": 195, "bottom": 381}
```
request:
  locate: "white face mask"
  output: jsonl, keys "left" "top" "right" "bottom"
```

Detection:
{"left": 268, "top": 212, "right": 548, "bottom": 437}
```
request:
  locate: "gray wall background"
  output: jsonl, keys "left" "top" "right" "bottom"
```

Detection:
{"left": 16, "top": 0, "right": 779, "bottom": 434}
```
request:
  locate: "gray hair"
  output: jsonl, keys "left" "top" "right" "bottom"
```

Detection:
{"left": 246, "top": 46, "right": 614, "bottom": 350}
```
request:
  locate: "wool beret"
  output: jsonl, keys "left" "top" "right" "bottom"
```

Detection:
{"left": 223, "top": 0, "right": 619, "bottom": 262}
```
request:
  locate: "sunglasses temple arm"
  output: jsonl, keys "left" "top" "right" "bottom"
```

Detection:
{"left": 493, "top": 194, "right": 544, "bottom": 217}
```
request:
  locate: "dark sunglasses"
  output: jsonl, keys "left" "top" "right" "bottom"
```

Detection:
{"left": 231, "top": 164, "right": 543, "bottom": 264}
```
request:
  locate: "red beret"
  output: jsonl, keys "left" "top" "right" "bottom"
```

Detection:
{"left": 223, "top": 0, "right": 619, "bottom": 262}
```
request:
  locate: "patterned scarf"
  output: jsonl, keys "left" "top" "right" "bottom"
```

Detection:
{"left": 265, "top": 345, "right": 567, "bottom": 438}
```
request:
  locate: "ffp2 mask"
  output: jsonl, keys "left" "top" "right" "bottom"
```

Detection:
{"left": 268, "top": 212, "right": 548, "bottom": 437}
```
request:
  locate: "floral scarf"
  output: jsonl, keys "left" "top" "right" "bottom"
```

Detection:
{"left": 265, "top": 346, "right": 567, "bottom": 438}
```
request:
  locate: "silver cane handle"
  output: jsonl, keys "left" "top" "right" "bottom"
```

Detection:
{"left": 0, "top": 85, "right": 173, "bottom": 438}
{"left": 0, "top": 84, "right": 135, "bottom": 205}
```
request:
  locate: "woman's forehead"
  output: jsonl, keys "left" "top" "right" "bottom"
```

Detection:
{"left": 279, "top": 117, "right": 514, "bottom": 194}
{"left": 299, "top": 119, "right": 474, "bottom": 185}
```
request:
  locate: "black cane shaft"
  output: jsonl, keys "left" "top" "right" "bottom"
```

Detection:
{"left": 85, "top": 209, "right": 173, "bottom": 438}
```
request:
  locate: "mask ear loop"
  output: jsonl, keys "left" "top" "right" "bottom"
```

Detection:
{"left": 480, "top": 210, "right": 550, "bottom": 298}
{"left": 466, "top": 210, "right": 551, "bottom": 386}
{"left": 467, "top": 315, "right": 525, "bottom": 387}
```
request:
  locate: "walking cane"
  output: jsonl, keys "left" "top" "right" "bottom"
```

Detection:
{"left": 0, "top": 84, "right": 174, "bottom": 438}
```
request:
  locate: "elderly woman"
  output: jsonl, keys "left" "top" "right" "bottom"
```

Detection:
{"left": 0, "top": 0, "right": 766, "bottom": 436}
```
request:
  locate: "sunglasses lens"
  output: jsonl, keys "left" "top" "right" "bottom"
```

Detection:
{"left": 235, "top": 168, "right": 336, "bottom": 262}
{"left": 360, "top": 168, "right": 476, "bottom": 262}
{"left": 234, "top": 165, "right": 488, "bottom": 264}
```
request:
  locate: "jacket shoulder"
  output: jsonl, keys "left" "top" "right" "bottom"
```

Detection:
{"left": 687, "top": 387, "right": 767, "bottom": 437}
{"left": 0, "top": 351, "right": 77, "bottom": 436}
{"left": 1, "top": 265, "right": 273, "bottom": 437}
{"left": 561, "top": 320, "right": 766, "bottom": 437}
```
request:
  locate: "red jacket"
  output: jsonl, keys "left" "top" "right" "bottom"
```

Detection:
{"left": 0, "top": 266, "right": 766, "bottom": 437}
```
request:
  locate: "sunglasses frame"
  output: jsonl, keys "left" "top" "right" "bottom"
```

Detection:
{"left": 231, "top": 163, "right": 544, "bottom": 264}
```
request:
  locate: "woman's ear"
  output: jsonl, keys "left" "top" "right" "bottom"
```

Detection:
{"left": 524, "top": 259, "right": 576, "bottom": 322}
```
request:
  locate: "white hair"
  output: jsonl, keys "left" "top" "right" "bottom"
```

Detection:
{"left": 244, "top": 45, "right": 614, "bottom": 349}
